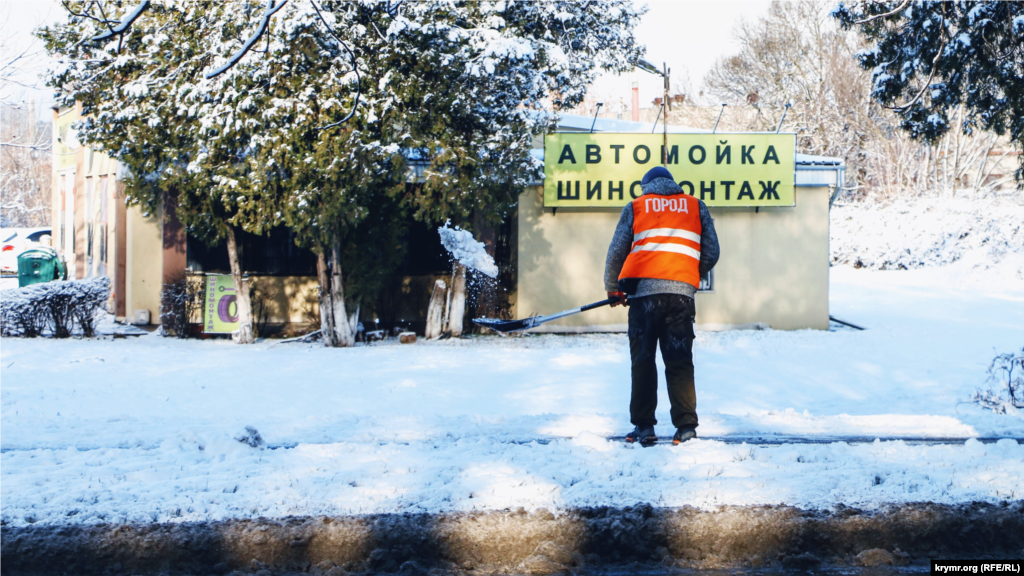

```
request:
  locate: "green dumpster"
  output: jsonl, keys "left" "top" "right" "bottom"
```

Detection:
{"left": 17, "top": 247, "right": 68, "bottom": 288}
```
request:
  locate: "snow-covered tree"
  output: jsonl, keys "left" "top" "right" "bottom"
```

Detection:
{"left": 1, "top": 104, "right": 51, "bottom": 228}
{"left": 2, "top": 21, "right": 52, "bottom": 228}
{"left": 40, "top": 0, "right": 643, "bottom": 345}
{"left": 833, "top": 1, "right": 1024, "bottom": 182}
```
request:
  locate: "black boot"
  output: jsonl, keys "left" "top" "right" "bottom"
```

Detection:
{"left": 626, "top": 425, "right": 657, "bottom": 446}
{"left": 672, "top": 427, "right": 697, "bottom": 445}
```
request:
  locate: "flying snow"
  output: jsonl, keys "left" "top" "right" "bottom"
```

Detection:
{"left": 438, "top": 222, "right": 499, "bottom": 278}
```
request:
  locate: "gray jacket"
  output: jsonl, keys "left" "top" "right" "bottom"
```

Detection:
{"left": 604, "top": 177, "right": 720, "bottom": 299}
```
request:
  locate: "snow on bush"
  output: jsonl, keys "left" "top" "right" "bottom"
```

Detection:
{"left": 438, "top": 222, "right": 498, "bottom": 278}
{"left": 1, "top": 277, "right": 110, "bottom": 338}
{"left": 830, "top": 193, "right": 1024, "bottom": 270}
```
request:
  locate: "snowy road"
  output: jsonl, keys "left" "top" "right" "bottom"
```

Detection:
{"left": 2, "top": 263, "right": 1023, "bottom": 525}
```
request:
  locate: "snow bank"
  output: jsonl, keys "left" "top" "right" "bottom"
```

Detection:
{"left": 830, "top": 192, "right": 1024, "bottom": 271}
{"left": 438, "top": 222, "right": 499, "bottom": 278}
{"left": 2, "top": 434, "right": 1021, "bottom": 526}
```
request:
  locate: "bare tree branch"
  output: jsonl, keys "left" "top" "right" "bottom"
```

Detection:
{"left": 205, "top": 0, "right": 289, "bottom": 79}
{"left": 1, "top": 141, "right": 53, "bottom": 151}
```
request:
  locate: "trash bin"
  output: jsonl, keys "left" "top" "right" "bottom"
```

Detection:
{"left": 17, "top": 247, "right": 68, "bottom": 288}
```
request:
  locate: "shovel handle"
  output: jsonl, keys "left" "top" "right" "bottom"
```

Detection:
{"left": 580, "top": 297, "right": 621, "bottom": 312}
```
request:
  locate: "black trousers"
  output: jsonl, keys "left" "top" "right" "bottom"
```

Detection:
{"left": 628, "top": 294, "right": 698, "bottom": 429}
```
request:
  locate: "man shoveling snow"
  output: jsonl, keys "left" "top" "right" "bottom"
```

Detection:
{"left": 604, "top": 166, "right": 720, "bottom": 446}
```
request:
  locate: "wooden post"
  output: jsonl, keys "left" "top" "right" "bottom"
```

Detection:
{"left": 446, "top": 263, "right": 467, "bottom": 337}
{"left": 425, "top": 279, "right": 447, "bottom": 339}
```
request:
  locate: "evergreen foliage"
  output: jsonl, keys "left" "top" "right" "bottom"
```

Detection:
{"left": 38, "top": 0, "right": 643, "bottom": 343}
{"left": 833, "top": 1, "right": 1024, "bottom": 181}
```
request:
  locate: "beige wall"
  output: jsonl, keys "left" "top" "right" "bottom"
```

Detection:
{"left": 52, "top": 106, "right": 125, "bottom": 311}
{"left": 515, "top": 187, "right": 628, "bottom": 330}
{"left": 515, "top": 184, "right": 831, "bottom": 331}
{"left": 125, "top": 204, "right": 164, "bottom": 323}
{"left": 249, "top": 276, "right": 320, "bottom": 324}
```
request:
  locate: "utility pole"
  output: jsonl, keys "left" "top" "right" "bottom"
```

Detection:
{"left": 662, "top": 62, "right": 670, "bottom": 166}
{"left": 631, "top": 70, "right": 639, "bottom": 122}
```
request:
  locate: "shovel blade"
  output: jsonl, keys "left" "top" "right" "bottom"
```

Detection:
{"left": 472, "top": 317, "right": 531, "bottom": 333}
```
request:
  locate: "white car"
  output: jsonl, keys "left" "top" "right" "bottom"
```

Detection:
{"left": 1, "top": 228, "right": 53, "bottom": 275}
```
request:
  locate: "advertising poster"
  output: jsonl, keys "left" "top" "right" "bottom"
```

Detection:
{"left": 204, "top": 274, "right": 239, "bottom": 334}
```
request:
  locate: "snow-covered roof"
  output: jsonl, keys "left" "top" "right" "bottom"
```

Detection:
{"left": 795, "top": 153, "right": 844, "bottom": 187}
{"left": 795, "top": 153, "right": 844, "bottom": 167}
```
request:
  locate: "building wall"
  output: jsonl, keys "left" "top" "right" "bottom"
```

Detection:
{"left": 125, "top": 204, "right": 164, "bottom": 324}
{"left": 52, "top": 106, "right": 125, "bottom": 304}
{"left": 249, "top": 275, "right": 320, "bottom": 324}
{"left": 114, "top": 182, "right": 127, "bottom": 318}
{"left": 53, "top": 107, "right": 79, "bottom": 279}
{"left": 515, "top": 184, "right": 831, "bottom": 331}
{"left": 514, "top": 186, "right": 628, "bottom": 331}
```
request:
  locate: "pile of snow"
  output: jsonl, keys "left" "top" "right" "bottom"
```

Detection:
{"left": 830, "top": 192, "right": 1024, "bottom": 271}
{"left": 438, "top": 222, "right": 499, "bottom": 278}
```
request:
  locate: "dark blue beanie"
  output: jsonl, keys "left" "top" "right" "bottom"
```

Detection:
{"left": 641, "top": 166, "right": 674, "bottom": 185}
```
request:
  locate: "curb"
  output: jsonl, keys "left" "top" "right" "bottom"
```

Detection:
{"left": 2, "top": 502, "right": 1022, "bottom": 575}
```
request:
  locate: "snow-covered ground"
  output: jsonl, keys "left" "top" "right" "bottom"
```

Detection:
{"left": 831, "top": 191, "right": 1024, "bottom": 272}
{"left": 2, "top": 261, "right": 1023, "bottom": 526}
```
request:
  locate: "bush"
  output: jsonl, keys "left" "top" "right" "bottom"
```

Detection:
{"left": 160, "top": 272, "right": 204, "bottom": 338}
{"left": 971, "top": 348, "right": 1024, "bottom": 414}
{"left": 1, "top": 277, "right": 111, "bottom": 338}
{"left": 0, "top": 288, "right": 47, "bottom": 337}
{"left": 250, "top": 280, "right": 279, "bottom": 339}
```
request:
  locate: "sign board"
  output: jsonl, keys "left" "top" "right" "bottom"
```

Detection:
{"left": 544, "top": 133, "right": 796, "bottom": 208}
{"left": 204, "top": 274, "right": 240, "bottom": 334}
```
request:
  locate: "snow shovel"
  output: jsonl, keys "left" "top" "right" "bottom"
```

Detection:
{"left": 472, "top": 297, "right": 622, "bottom": 333}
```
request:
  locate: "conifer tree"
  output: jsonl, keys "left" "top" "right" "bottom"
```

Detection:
{"left": 833, "top": 1, "right": 1024, "bottom": 181}
{"left": 40, "top": 0, "right": 644, "bottom": 345}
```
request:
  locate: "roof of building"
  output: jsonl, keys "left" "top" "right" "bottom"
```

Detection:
{"left": 794, "top": 153, "right": 844, "bottom": 167}
{"left": 555, "top": 113, "right": 711, "bottom": 134}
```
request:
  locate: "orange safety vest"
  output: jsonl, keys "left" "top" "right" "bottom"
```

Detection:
{"left": 618, "top": 193, "right": 702, "bottom": 290}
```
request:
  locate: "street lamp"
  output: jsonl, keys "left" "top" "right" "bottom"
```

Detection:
{"left": 636, "top": 58, "right": 670, "bottom": 166}
{"left": 589, "top": 102, "right": 604, "bottom": 133}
